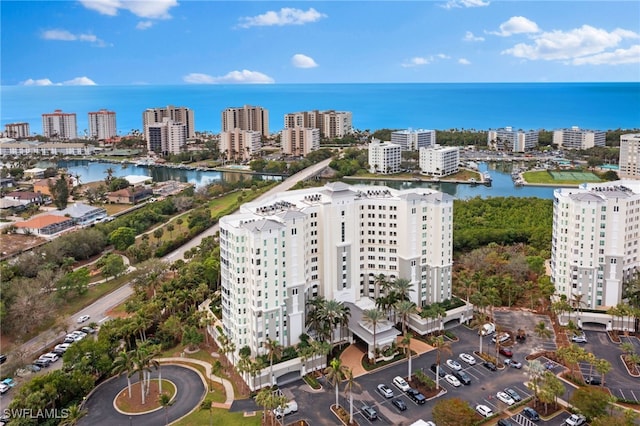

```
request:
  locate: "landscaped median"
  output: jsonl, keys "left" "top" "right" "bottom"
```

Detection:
{"left": 114, "top": 379, "right": 176, "bottom": 415}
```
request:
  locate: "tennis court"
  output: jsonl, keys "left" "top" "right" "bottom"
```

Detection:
{"left": 548, "top": 171, "right": 601, "bottom": 181}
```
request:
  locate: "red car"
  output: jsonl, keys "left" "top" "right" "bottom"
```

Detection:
{"left": 499, "top": 347, "right": 513, "bottom": 357}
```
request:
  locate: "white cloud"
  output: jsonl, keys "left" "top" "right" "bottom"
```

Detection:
{"left": 42, "top": 29, "right": 106, "bottom": 46}
{"left": 458, "top": 58, "right": 471, "bottom": 65}
{"left": 463, "top": 31, "right": 484, "bottom": 42}
{"left": 502, "top": 25, "right": 640, "bottom": 62}
{"left": 136, "top": 21, "right": 153, "bottom": 30}
{"left": 79, "top": 0, "right": 178, "bottom": 19}
{"left": 291, "top": 54, "right": 318, "bottom": 68}
{"left": 490, "top": 16, "right": 540, "bottom": 37}
{"left": 183, "top": 70, "right": 275, "bottom": 84}
{"left": 572, "top": 45, "right": 640, "bottom": 65}
{"left": 21, "top": 76, "right": 97, "bottom": 86}
{"left": 402, "top": 57, "right": 429, "bottom": 67}
{"left": 441, "top": 0, "right": 489, "bottom": 10}
{"left": 238, "top": 7, "right": 327, "bottom": 28}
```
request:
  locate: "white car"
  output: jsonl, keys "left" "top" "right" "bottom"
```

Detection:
{"left": 446, "top": 359, "right": 462, "bottom": 371}
{"left": 476, "top": 404, "right": 494, "bottom": 417}
{"left": 459, "top": 353, "right": 476, "bottom": 365}
{"left": 444, "top": 374, "right": 461, "bottom": 387}
{"left": 491, "top": 333, "right": 510, "bottom": 344}
{"left": 39, "top": 352, "right": 59, "bottom": 363}
{"left": 496, "top": 391, "right": 516, "bottom": 405}
{"left": 392, "top": 376, "right": 410, "bottom": 392}
{"left": 377, "top": 383, "right": 394, "bottom": 398}
{"left": 565, "top": 414, "right": 587, "bottom": 426}
{"left": 273, "top": 401, "right": 298, "bottom": 419}
{"left": 0, "top": 383, "right": 9, "bottom": 394}
{"left": 571, "top": 334, "right": 588, "bottom": 343}
{"left": 77, "top": 315, "right": 90, "bottom": 323}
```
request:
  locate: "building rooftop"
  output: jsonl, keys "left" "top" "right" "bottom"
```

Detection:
{"left": 15, "top": 214, "right": 73, "bottom": 229}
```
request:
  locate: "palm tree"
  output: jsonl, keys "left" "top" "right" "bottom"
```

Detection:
{"left": 263, "top": 338, "right": 283, "bottom": 386}
{"left": 361, "top": 308, "right": 385, "bottom": 363}
{"left": 255, "top": 387, "right": 274, "bottom": 425}
{"left": 112, "top": 350, "right": 135, "bottom": 398}
{"left": 374, "top": 273, "right": 387, "bottom": 300}
{"left": 131, "top": 348, "right": 153, "bottom": 405}
{"left": 534, "top": 321, "right": 552, "bottom": 339}
{"left": 432, "top": 304, "right": 446, "bottom": 333}
{"left": 158, "top": 393, "right": 174, "bottom": 426}
{"left": 433, "top": 335, "right": 452, "bottom": 389}
{"left": 58, "top": 404, "right": 87, "bottom": 426}
{"left": 570, "top": 292, "right": 586, "bottom": 325}
{"left": 391, "top": 278, "right": 414, "bottom": 302}
{"left": 325, "top": 357, "right": 348, "bottom": 408}
{"left": 104, "top": 167, "right": 115, "bottom": 184}
{"left": 526, "top": 359, "right": 545, "bottom": 402}
{"left": 343, "top": 368, "right": 361, "bottom": 424}
{"left": 311, "top": 340, "right": 332, "bottom": 374}
{"left": 402, "top": 332, "right": 413, "bottom": 380}
{"left": 322, "top": 299, "right": 347, "bottom": 344}
{"left": 594, "top": 358, "right": 611, "bottom": 387}
{"left": 395, "top": 300, "right": 417, "bottom": 334}
{"left": 306, "top": 296, "right": 327, "bottom": 341}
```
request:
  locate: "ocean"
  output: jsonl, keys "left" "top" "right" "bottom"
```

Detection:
{"left": 1, "top": 82, "right": 639, "bottom": 136}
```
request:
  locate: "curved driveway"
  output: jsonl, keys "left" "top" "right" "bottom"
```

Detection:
{"left": 78, "top": 365, "right": 206, "bottom": 426}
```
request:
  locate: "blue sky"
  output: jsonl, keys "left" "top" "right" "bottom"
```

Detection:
{"left": 1, "top": 1, "right": 639, "bottom": 86}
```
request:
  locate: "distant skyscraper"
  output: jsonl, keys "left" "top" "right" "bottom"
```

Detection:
{"left": 42, "top": 110, "right": 77, "bottom": 140}
{"left": 619, "top": 133, "right": 640, "bottom": 179}
{"left": 147, "top": 118, "right": 187, "bottom": 155}
{"left": 4, "top": 122, "right": 30, "bottom": 139}
{"left": 281, "top": 128, "right": 320, "bottom": 157}
{"left": 553, "top": 127, "right": 606, "bottom": 150}
{"left": 88, "top": 109, "right": 117, "bottom": 141}
{"left": 391, "top": 129, "right": 436, "bottom": 151}
{"left": 283, "top": 110, "right": 352, "bottom": 139}
{"left": 488, "top": 127, "right": 538, "bottom": 152}
{"left": 143, "top": 106, "right": 195, "bottom": 142}
{"left": 220, "top": 129, "right": 262, "bottom": 161}
{"left": 222, "top": 105, "right": 269, "bottom": 138}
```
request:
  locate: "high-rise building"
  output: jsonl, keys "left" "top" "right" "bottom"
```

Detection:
{"left": 619, "top": 134, "right": 640, "bottom": 179}
{"left": 419, "top": 145, "right": 460, "bottom": 177}
{"left": 222, "top": 105, "right": 269, "bottom": 138}
{"left": 88, "top": 109, "right": 117, "bottom": 141}
{"left": 368, "top": 139, "right": 401, "bottom": 174}
{"left": 283, "top": 110, "right": 352, "bottom": 139}
{"left": 553, "top": 127, "right": 606, "bottom": 150}
{"left": 220, "top": 129, "right": 262, "bottom": 161}
{"left": 4, "top": 122, "right": 30, "bottom": 139}
{"left": 147, "top": 118, "right": 187, "bottom": 155}
{"left": 280, "top": 128, "right": 320, "bottom": 157}
{"left": 551, "top": 180, "right": 640, "bottom": 309}
{"left": 143, "top": 106, "right": 195, "bottom": 142}
{"left": 42, "top": 110, "right": 77, "bottom": 140}
{"left": 391, "top": 129, "right": 436, "bottom": 151}
{"left": 219, "top": 182, "right": 453, "bottom": 357}
{"left": 488, "top": 127, "right": 538, "bottom": 152}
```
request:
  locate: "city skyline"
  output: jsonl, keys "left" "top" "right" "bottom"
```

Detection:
{"left": 1, "top": 1, "right": 639, "bottom": 86}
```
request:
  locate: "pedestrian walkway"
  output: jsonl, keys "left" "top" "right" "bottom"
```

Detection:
{"left": 158, "top": 357, "right": 235, "bottom": 408}
{"left": 399, "top": 336, "right": 434, "bottom": 355}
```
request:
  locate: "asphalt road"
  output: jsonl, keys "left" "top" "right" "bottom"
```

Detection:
{"left": 77, "top": 365, "right": 205, "bottom": 426}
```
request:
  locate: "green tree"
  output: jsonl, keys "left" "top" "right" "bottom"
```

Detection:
{"left": 432, "top": 397, "right": 477, "bottom": 426}
{"left": 58, "top": 403, "right": 87, "bottom": 426}
{"left": 263, "top": 338, "right": 282, "bottom": 387}
{"left": 158, "top": 392, "right": 174, "bottom": 426}
{"left": 112, "top": 350, "right": 135, "bottom": 398}
{"left": 343, "top": 368, "right": 360, "bottom": 424}
{"left": 101, "top": 254, "right": 126, "bottom": 280}
{"left": 109, "top": 226, "right": 137, "bottom": 250}
{"left": 49, "top": 174, "right": 70, "bottom": 209}
{"left": 570, "top": 387, "right": 613, "bottom": 419}
{"left": 433, "top": 335, "right": 452, "bottom": 389}
{"left": 538, "top": 371, "right": 564, "bottom": 414}
{"left": 108, "top": 177, "right": 130, "bottom": 192}
{"left": 57, "top": 267, "right": 91, "bottom": 297}
{"left": 361, "top": 308, "right": 385, "bottom": 363}
{"left": 325, "top": 357, "right": 348, "bottom": 409}
{"left": 181, "top": 325, "right": 203, "bottom": 351}
{"left": 534, "top": 321, "right": 552, "bottom": 339}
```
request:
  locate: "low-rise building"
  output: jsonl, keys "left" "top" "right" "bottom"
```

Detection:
{"left": 419, "top": 145, "right": 460, "bottom": 177}
{"left": 14, "top": 214, "right": 75, "bottom": 235}
{"left": 107, "top": 187, "right": 153, "bottom": 204}
{"left": 0, "top": 142, "right": 95, "bottom": 157}
{"left": 6, "top": 191, "right": 46, "bottom": 206}
{"left": 51, "top": 203, "right": 107, "bottom": 226}
{"left": 24, "top": 168, "right": 47, "bottom": 180}
{"left": 368, "top": 139, "right": 401, "bottom": 174}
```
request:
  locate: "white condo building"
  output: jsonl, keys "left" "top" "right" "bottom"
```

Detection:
{"left": 219, "top": 182, "right": 453, "bottom": 358}
{"left": 42, "top": 110, "right": 77, "bottom": 140}
{"left": 618, "top": 134, "right": 640, "bottom": 179}
{"left": 551, "top": 180, "right": 640, "bottom": 309}
{"left": 283, "top": 110, "right": 353, "bottom": 139}
{"left": 488, "top": 127, "right": 538, "bottom": 152}
{"left": 419, "top": 145, "right": 460, "bottom": 177}
{"left": 391, "top": 129, "right": 436, "bottom": 151}
{"left": 88, "top": 109, "right": 117, "bottom": 141}
{"left": 222, "top": 105, "right": 269, "bottom": 138}
{"left": 368, "top": 139, "right": 401, "bottom": 174}
{"left": 147, "top": 118, "right": 187, "bottom": 155}
{"left": 553, "top": 127, "right": 606, "bottom": 150}
{"left": 4, "top": 122, "right": 30, "bottom": 139}
{"left": 280, "top": 128, "right": 320, "bottom": 157}
{"left": 143, "top": 106, "right": 195, "bottom": 142}
{"left": 220, "top": 129, "right": 262, "bottom": 161}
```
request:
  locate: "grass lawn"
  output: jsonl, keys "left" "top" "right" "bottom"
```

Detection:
{"left": 523, "top": 170, "right": 601, "bottom": 184}
{"left": 174, "top": 407, "right": 261, "bottom": 426}
{"left": 61, "top": 274, "right": 131, "bottom": 317}
{"left": 441, "top": 169, "right": 481, "bottom": 181}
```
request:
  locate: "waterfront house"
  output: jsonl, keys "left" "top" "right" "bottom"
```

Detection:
{"left": 14, "top": 214, "right": 75, "bottom": 235}
{"left": 107, "top": 186, "right": 153, "bottom": 204}
{"left": 51, "top": 202, "right": 107, "bottom": 226}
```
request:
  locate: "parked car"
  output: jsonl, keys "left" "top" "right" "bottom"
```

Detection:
{"left": 498, "top": 419, "right": 515, "bottom": 426}
{"left": 459, "top": 353, "right": 476, "bottom": 365}
{"left": 361, "top": 405, "right": 377, "bottom": 420}
{"left": 39, "top": 353, "right": 59, "bottom": 363}
{"left": 33, "top": 358, "right": 52, "bottom": 368}
{"left": 430, "top": 363, "right": 446, "bottom": 377}
{"left": 0, "top": 354, "right": 6, "bottom": 364}
{"left": 492, "top": 333, "right": 511, "bottom": 344}
{"left": 446, "top": 359, "right": 462, "bottom": 371}
{"left": 80, "top": 326, "right": 96, "bottom": 334}
{"left": 499, "top": 347, "right": 513, "bottom": 357}
{"left": 63, "top": 336, "right": 76, "bottom": 344}
{"left": 377, "top": 383, "right": 394, "bottom": 398}
{"left": 504, "top": 388, "right": 522, "bottom": 402}
{"left": 586, "top": 376, "right": 602, "bottom": 385}
{"left": 504, "top": 358, "right": 522, "bottom": 368}
{"left": 482, "top": 361, "right": 497, "bottom": 371}
{"left": 522, "top": 407, "right": 540, "bottom": 421}
{"left": 273, "top": 401, "right": 298, "bottom": 419}
{"left": 0, "top": 383, "right": 9, "bottom": 394}
{"left": 565, "top": 414, "right": 587, "bottom": 426}
{"left": 77, "top": 315, "right": 91, "bottom": 323}
{"left": 571, "top": 334, "right": 588, "bottom": 343}
{"left": 392, "top": 376, "right": 410, "bottom": 392}
{"left": 1, "top": 378, "right": 16, "bottom": 388}
{"left": 496, "top": 391, "right": 516, "bottom": 405}
{"left": 53, "top": 343, "right": 71, "bottom": 355}
{"left": 476, "top": 404, "right": 494, "bottom": 417}
{"left": 453, "top": 370, "right": 472, "bottom": 385}
{"left": 444, "top": 374, "right": 461, "bottom": 387}
{"left": 391, "top": 398, "right": 407, "bottom": 411}
{"left": 406, "top": 388, "right": 426, "bottom": 405}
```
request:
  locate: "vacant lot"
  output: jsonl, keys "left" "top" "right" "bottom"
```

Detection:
{"left": 0, "top": 233, "right": 46, "bottom": 258}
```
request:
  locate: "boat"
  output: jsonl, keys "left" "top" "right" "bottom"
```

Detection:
{"left": 482, "top": 172, "right": 492, "bottom": 183}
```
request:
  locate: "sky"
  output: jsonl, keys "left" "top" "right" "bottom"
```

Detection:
{"left": 1, "top": 0, "right": 639, "bottom": 86}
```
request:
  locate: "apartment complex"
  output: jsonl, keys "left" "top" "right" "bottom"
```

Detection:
{"left": 368, "top": 139, "right": 401, "bottom": 174}
{"left": 551, "top": 180, "right": 640, "bottom": 309}
{"left": 618, "top": 134, "right": 640, "bottom": 179}
{"left": 419, "top": 145, "right": 460, "bottom": 177}
{"left": 553, "top": 127, "right": 606, "bottom": 150}
{"left": 487, "top": 127, "right": 538, "bottom": 152}
{"left": 4, "top": 122, "right": 30, "bottom": 139}
{"left": 143, "top": 106, "right": 195, "bottom": 142}
{"left": 219, "top": 182, "right": 453, "bottom": 357}
{"left": 42, "top": 110, "right": 77, "bottom": 140}
{"left": 283, "top": 110, "right": 352, "bottom": 139}
{"left": 147, "top": 118, "right": 187, "bottom": 155}
{"left": 88, "top": 109, "right": 117, "bottom": 141}
{"left": 219, "top": 129, "right": 262, "bottom": 161}
{"left": 391, "top": 129, "right": 436, "bottom": 151}
{"left": 0, "top": 142, "right": 95, "bottom": 157}
{"left": 222, "top": 105, "right": 269, "bottom": 138}
{"left": 280, "top": 128, "right": 320, "bottom": 157}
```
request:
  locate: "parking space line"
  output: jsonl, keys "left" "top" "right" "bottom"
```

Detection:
{"left": 618, "top": 389, "right": 626, "bottom": 400}
{"left": 630, "top": 390, "right": 638, "bottom": 402}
